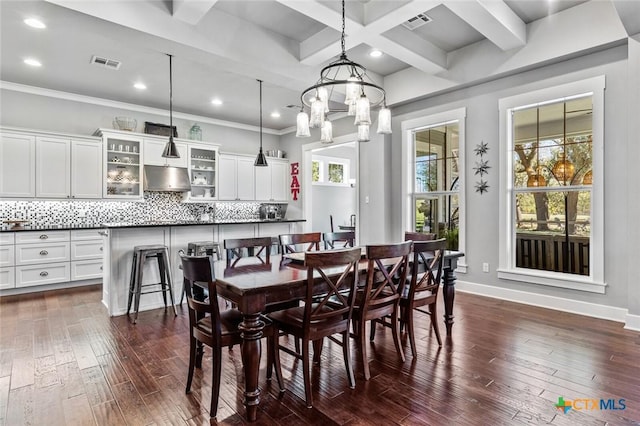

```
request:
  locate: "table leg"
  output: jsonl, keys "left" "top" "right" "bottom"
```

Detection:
{"left": 238, "top": 313, "right": 264, "bottom": 422}
{"left": 442, "top": 265, "right": 456, "bottom": 336}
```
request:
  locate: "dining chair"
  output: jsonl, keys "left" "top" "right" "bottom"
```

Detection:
{"left": 351, "top": 241, "right": 412, "bottom": 380}
{"left": 404, "top": 231, "right": 436, "bottom": 241}
{"left": 181, "top": 255, "right": 283, "bottom": 418}
{"left": 224, "top": 236, "right": 272, "bottom": 268}
{"left": 323, "top": 231, "right": 356, "bottom": 250}
{"left": 400, "top": 238, "right": 446, "bottom": 355}
{"left": 279, "top": 232, "right": 322, "bottom": 254}
{"left": 267, "top": 247, "right": 361, "bottom": 408}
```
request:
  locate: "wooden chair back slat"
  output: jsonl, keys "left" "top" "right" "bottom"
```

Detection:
{"left": 323, "top": 231, "right": 355, "bottom": 250}
{"left": 408, "top": 239, "right": 446, "bottom": 299}
{"left": 224, "top": 236, "right": 273, "bottom": 268}
{"left": 404, "top": 231, "right": 436, "bottom": 241}
{"left": 279, "top": 232, "right": 322, "bottom": 254}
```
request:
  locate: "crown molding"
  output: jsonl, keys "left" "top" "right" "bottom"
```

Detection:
{"left": 0, "top": 80, "right": 282, "bottom": 136}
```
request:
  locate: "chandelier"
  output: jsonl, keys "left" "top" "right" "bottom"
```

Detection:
{"left": 295, "top": 0, "right": 391, "bottom": 143}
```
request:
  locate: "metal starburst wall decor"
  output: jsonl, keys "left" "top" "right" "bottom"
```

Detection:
{"left": 474, "top": 141, "right": 489, "bottom": 194}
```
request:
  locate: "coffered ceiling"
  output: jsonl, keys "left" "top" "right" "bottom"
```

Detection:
{"left": 1, "top": 1, "right": 638, "bottom": 132}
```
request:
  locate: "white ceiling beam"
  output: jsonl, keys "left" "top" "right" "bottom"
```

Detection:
{"left": 380, "top": 27, "right": 447, "bottom": 73}
{"left": 172, "top": 0, "right": 219, "bottom": 25}
{"left": 444, "top": 0, "right": 526, "bottom": 51}
{"left": 611, "top": 0, "right": 640, "bottom": 36}
{"left": 281, "top": 0, "right": 446, "bottom": 72}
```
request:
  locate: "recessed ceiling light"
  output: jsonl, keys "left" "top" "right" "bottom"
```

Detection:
{"left": 24, "top": 58, "right": 42, "bottom": 67}
{"left": 271, "top": 112, "right": 281, "bottom": 118}
{"left": 133, "top": 82, "right": 147, "bottom": 90}
{"left": 369, "top": 49, "right": 383, "bottom": 58}
{"left": 211, "top": 99, "right": 223, "bottom": 106}
{"left": 24, "top": 18, "right": 46, "bottom": 29}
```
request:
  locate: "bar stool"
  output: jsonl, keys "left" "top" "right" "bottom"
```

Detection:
{"left": 187, "top": 241, "right": 222, "bottom": 260}
{"left": 127, "top": 244, "right": 178, "bottom": 324}
{"left": 178, "top": 241, "right": 222, "bottom": 305}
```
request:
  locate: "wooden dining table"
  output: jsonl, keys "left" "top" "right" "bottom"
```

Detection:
{"left": 210, "top": 250, "right": 464, "bottom": 422}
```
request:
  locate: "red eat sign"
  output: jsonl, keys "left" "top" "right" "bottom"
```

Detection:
{"left": 290, "top": 162, "right": 300, "bottom": 201}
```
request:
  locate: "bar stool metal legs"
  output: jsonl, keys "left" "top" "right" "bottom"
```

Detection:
{"left": 127, "top": 245, "right": 178, "bottom": 324}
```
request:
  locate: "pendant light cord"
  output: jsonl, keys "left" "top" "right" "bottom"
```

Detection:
{"left": 168, "top": 53, "right": 173, "bottom": 140}
{"left": 340, "top": 0, "right": 346, "bottom": 59}
{"left": 258, "top": 79, "right": 263, "bottom": 152}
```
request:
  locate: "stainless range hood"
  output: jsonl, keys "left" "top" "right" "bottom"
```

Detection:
{"left": 143, "top": 165, "right": 192, "bottom": 192}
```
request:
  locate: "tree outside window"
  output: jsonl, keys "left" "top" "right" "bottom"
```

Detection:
{"left": 312, "top": 161, "right": 320, "bottom": 182}
{"left": 512, "top": 96, "right": 592, "bottom": 276}
{"left": 328, "top": 163, "right": 344, "bottom": 183}
{"left": 412, "top": 122, "right": 460, "bottom": 249}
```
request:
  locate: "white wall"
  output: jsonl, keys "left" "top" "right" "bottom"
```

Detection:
{"left": 280, "top": 116, "right": 391, "bottom": 244}
{"left": 391, "top": 44, "right": 631, "bottom": 310}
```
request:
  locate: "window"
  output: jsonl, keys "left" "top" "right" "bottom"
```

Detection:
{"left": 312, "top": 160, "right": 321, "bottom": 182}
{"left": 328, "top": 163, "right": 344, "bottom": 184}
{"left": 402, "top": 108, "right": 466, "bottom": 256}
{"left": 311, "top": 155, "right": 350, "bottom": 186}
{"left": 498, "top": 77, "right": 605, "bottom": 293}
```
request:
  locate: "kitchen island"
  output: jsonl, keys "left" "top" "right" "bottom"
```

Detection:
{"left": 101, "top": 218, "right": 305, "bottom": 316}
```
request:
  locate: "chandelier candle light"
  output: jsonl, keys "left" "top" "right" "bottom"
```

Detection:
{"left": 296, "top": 0, "right": 391, "bottom": 143}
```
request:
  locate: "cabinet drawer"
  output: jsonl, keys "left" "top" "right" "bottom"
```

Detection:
{"left": 15, "top": 230, "right": 70, "bottom": 244}
{"left": 71, "top": 241, "right": 103, "bottom": 261}
{"left": 71, "top": 260, "right": 103, "bottom": 281}
{"left": 0, "top": 267, "right": 15, "bottom": 290}
{"left": 71, "top": 229, "right": 103, "bottom": 241}
{"left": 16, "top": 242, "right": 70, "bottom": 265}
{"left": 16, "top": 263, "right": 70, "bottom": 287}
{"left": 0, "top": 245, "right": 14, "bottom": 267}
{"left": 0, "top": 233, "right": 14, "bottom": 245}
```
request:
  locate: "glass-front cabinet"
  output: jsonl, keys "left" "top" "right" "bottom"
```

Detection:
{"left": 187, "top": 144, "right": 218, "bottom": 200}
{"left": 96, "top": 130, "right": 143, "bottom": 199}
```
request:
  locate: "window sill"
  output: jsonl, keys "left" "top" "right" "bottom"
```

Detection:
{"left": 497, "top": 268, "right": 606, "bottom": 294}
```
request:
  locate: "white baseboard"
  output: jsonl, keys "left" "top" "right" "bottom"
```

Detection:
{"left": 624, "top": 314, "right": 640, "bottom": 331}
{"left": 455, "top": 280, "right": 629, "bottom": 324}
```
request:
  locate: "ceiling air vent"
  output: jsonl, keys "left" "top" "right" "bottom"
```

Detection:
{"left": 401, "top": 13, "right": 432, "bottom": 31}
{"left": 90, "top": 55, "right": 122, "bottom": 70}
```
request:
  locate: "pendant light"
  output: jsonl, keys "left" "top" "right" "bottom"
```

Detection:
{"left": 161, "top": 54, "right": 180, "bottom": 158}
{"left": 551, "top": 103, "right": 575, "bottom": 184}
{"left": 254, "top": 79, "right": 268, "bottom": 167}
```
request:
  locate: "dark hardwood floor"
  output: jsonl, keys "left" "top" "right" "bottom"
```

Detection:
{"left": 1, "top": 284, "right": 639, "bottom": 425}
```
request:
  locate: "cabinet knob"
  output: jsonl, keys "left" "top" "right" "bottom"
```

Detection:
{"left": 39, "top": 235, "right": 48, "bottom": 239}
{"left": 100, "top": 266, "right": 103, "bottom": 271}
{"left": 40, "top": 250, "right": 49, "bottom": 256}
{"left": 99, "top": 247, "right": 103, "bottom": 251}
{"left": 40, "top": 271, "right": 49, "bottom": 277}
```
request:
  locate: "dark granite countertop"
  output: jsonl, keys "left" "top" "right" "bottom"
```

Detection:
{"left": 1, "top": 218, "right": 305, "bottom": 232}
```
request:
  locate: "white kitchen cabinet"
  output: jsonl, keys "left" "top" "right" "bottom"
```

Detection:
{"left": 0, "top": 268, "right": 15, "bottom": 290}
{"left": 218, "top": 154, "right": 255, "bottom": 201}
{"left": 96, "top": 130, "right": 143, "bottom": 199}
{"left": 35, "top": 136, "right": 102, "bottom": 199}
{"left": 71, "top": 140, "right": 103, "bottom": 198}
{"left": 1, "top": 129, "right": 101, "bottom": 199}
{"left": 185, "top": 144, "right": 218, "bottom": 201}
{"left": 143, "top": 139, "right": 188, "bottom": 168}
{"left": 1, "top": 228, "right": 103, "bottom": 292}
{"left": 36, "top": 136, "right": 70, "bottom": 198}
{"left": 255, "top": 159, "right": 289, "bottom": 202}
{"left": 0, "top": 131, "right": 36, "bottom": 197}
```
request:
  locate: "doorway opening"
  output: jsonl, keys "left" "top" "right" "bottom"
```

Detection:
{"left": 302, "top": 137, "right": 359, "bottom": 242}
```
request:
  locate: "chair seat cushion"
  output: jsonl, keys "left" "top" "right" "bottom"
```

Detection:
{"left": 196, "top": 309, "right": 243, "bottom": 336}
{"left": 268, "top": 305, "right": 344, "bottom": 331}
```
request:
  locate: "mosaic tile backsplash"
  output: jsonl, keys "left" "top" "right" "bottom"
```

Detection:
{"left": 0, "top": 192, "right": 262, "bottom": 227}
